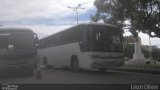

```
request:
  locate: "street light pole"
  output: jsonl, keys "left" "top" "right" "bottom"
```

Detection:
{"left": 75, "top": 8, "right": 78, "bottom": 24}
{"left": 0, "top": 0, "right": 6, "bottom": 27}
{"left": 67, "top": 4, "right": 85, "bottom": 24}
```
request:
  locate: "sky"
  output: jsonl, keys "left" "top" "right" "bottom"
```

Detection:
{"left": 0, "top": 0, "right": 160, "bottom": 48}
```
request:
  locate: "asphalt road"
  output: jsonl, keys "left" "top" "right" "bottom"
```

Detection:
{"left": 0, "top": 68, "right": 160, "bottom": 84}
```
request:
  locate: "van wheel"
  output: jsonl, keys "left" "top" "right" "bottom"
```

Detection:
{"left": 71, "top": 56, "right": 79, "bottom": 72}
{"left": 99, "top": 68, "right": 107, "bottom": 72}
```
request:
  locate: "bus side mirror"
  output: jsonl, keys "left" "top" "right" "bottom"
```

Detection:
{"left": 79, "top": 41, "right": 83, "bottom": 47}
{"left": 8, "top": 45, "right": 14, "bottom": 55}
{"left": 79, "top": 41, "right": 82, "bottom": 44}
{"left": 8, "top": 44, "right": 14, "bottom": 53}
{"left": 33, "top": 33, "right": 39, "bottom": 46}
{"left": 8, "top": 45, "right": 14, "bottom": 50}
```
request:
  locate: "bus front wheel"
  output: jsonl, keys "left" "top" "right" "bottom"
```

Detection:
{"left": 71, "top": 56, "right": 79, "bottom": 72}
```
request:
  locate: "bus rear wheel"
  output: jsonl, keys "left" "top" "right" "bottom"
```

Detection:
{"left": 71, "top": 56, "right": 79, "bottom": 72}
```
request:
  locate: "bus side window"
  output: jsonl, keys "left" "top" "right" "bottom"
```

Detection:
{"left": 54, "top": 34, "right": 60, "bottom": 46}
{"left": 49, "top": 35, "right": 54, "bottom": 46}
{"left": 57, "top": 33, "right": 62, "bottom": 45}
{"left": 69, "top": 26, "right": 81, "bottom": 43}
{"left": 54, "top": 34, "right": 57, "bottom": 45}
{"left": 61, "top": 30, "right": 69, "bottom": 44}
{"left": 70, "top": 28, "right": 75, "bottom": 43}
{"left": 66, "top": 31, "right": 70, "bottom": 44}
{"left": 79, "top": 26, "right": 88, "bottom": 52}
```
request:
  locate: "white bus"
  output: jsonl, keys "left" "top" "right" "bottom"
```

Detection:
{"left": 38, "top": 23, "right": 124, "bottom": 71}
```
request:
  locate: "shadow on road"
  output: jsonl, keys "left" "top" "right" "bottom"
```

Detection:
{"left": 0, "top": 70, "right": 34, "bottom": 79}
{"left": 76, "top": 69, "right": 126, "bottom": 76}
{"left": 44, "top": 67, "right": 125, "bottom": 76}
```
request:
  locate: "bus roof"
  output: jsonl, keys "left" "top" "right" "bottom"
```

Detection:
{"left": 78, "top": 23, "right": 120, "bottom": 28}
{"left": 0, "top": 28, "right": 33, "bottom": 32}
{"left": 40, "top": 23, "right": 120, "bottom": 40}
{"left": 60, "top": 23, "right": 120, "bottom": 33}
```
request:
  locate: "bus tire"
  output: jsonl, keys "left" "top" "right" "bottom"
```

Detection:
{"left": 71, "top": 56, "right": 79, "bottom": 72}
{"left": 99, "top": 68, "right": 107, "bottom": 72}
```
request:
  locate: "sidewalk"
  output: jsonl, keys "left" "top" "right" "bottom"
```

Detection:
{"left": 110, "top": 66, "right": 160, "bottom": 74}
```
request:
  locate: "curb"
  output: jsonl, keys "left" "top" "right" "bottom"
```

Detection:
{"left": 110, "top": 68, "right": 160, "bottom": 74}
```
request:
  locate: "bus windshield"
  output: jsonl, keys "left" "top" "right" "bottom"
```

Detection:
{"left": 13, "top": 32, "right": 36, "bottom": 56}
{"left": 89, "top": 25, "right": 123, "bottom": 52}
{"left": 0, "top": 31, "right": 36, "bottom": 57}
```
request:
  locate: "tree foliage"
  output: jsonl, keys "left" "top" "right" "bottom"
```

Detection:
{"left": 92, "top": 0, "right": 160, "bottom": 38}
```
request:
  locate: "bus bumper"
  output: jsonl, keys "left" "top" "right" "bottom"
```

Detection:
{"left": 90, "top": 60, "right": 124, "bottom": 69}
{"left": 0, "top": 61, "right": 37, "bottom": 73}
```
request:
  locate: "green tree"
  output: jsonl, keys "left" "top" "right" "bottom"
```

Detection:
{"left": 92, "top": 0, "right": 160, "bottom": 38}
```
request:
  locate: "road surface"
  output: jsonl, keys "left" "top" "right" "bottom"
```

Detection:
{"left": 0, "top": 68, "right": 160, "bottom": 84}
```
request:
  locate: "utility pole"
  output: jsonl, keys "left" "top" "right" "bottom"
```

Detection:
{"left": 67, "top": 4, "right": 85, "bottom": 24}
